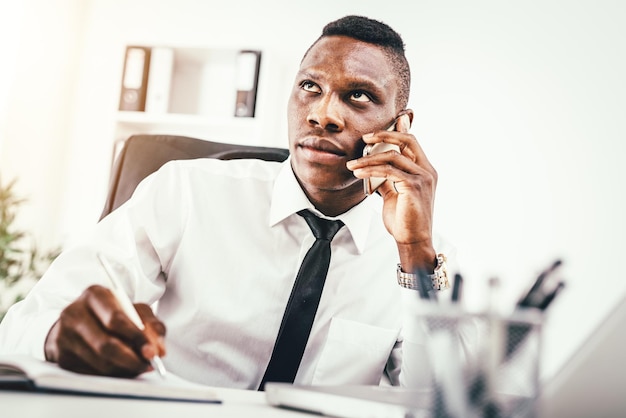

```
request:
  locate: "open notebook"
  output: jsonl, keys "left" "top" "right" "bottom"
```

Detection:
{"left": 0, "top": 355, "right": 220, "bottom": 403}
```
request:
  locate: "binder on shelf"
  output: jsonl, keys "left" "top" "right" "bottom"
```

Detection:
{"left": 234, "top": 50, "right": 261, "bottom": 118}
{"left": 119, "top": 46, "right": 151, "bottom": 111}
{"left": 145, "top": 47, "right": 174, "bottom": 114}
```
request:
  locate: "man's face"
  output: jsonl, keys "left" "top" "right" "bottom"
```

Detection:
{"left": 287, "top": 35, "right": 401, "bottom": 197}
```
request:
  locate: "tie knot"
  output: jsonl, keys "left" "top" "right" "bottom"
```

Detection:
{"left": 297, "top": 210, "right": 344, "bottom": 241}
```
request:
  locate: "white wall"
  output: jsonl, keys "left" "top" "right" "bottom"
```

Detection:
{"left": 0, "top": 0, "right": 87, "bottom": 246}
{"left": 1, "top": 0, "right": 625, "bottom": 384}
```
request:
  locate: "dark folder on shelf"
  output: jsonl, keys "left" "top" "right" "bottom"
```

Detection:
{"left": 119, "top": 46, "right": 151, "bottom": 111}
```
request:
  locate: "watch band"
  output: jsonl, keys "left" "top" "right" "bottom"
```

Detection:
{"left": 396, "top": 254, "right": 450, "bottom": 291}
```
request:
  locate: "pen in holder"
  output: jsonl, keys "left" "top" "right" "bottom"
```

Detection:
{"left": 417, "top": 304, "right": 543, "bottom": 418}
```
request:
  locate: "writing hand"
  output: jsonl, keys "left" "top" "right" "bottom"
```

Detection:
{"left": 44, "top": 285, "right": 166, "bottom": 377}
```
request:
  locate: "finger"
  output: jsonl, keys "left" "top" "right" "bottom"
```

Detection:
{"left": 84, "top": 286, "right": 165, "bottom": 371}
{"left": 376, "top": 176, "right": 397, "bottom": 197}
{"left": 377, "top": 133, "right": 435, "bottom": 178}
{"left": 85, "top": 286, "right": 165, "bottom": 362}
{"left": 84, "top": 285, "right": 150, "bottom": 351}
{"left": 360, "top": 130, "right": 421, "bottom": 164}
{"left": 354, "top": 157, "right": 437, "bottom": 198}
{"left": 135, "top": 303, "right": 167, "bottom": 357}
{"left": 349, "top": 149, "right": 421, "bottom": 178}
{"left": 57, "top": 334, "right": 147, "bottom": 378}
{"left": 81, "top": 286, "right": 153, "bottom": 371}
{"left": 55, "top": 297, "right": 150, "bottom": 376}
{"left": 366, "top": 164, "right": 435, "bottom": 191}
{"left": 56, "top": 349, "right": 99, "bottom": 375}
{"left": 58, "top": 349, "right": 144, "bottom": 378}
{"left": 375, "top": 114, "right": 432, "bottom": 169}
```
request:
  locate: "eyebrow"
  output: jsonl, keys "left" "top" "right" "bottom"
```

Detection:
{"left": 296, "top": 70, "right": 320, "bottom": 80}
{"left": 344, "top": 80, "right": 385, "bottom": 93}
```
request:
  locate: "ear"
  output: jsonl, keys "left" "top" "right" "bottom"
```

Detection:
{"left": 404, "top": 109, "right": 414, "bottom": 127}
{"left": 396, "top": 109, "right": 414, "bottom": 132}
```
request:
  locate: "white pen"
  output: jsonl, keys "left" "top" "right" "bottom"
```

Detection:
{"left": 96, "top": 253, "right": 167, "bottom": 378}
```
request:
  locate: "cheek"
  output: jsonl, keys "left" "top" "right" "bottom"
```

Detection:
{"left": 287, "top": 94, "right": 311, "bottom": 131}
{"left": 288, "top": 90, "right": 308, "bottom": 113}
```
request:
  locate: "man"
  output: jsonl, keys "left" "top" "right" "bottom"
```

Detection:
{"left": 0, "top": 15, "right": 453, "bottom": 389}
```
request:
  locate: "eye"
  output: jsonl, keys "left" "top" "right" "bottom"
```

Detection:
{"left": 300, "top": 80, "right": 321, "bottom": 93}
{"left": 350, "top": 91, "right": 372, "bottom": 103}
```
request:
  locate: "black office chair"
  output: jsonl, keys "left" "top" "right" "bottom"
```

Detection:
{"left": 100, "top": 134, "right": 289, "bottom": 220}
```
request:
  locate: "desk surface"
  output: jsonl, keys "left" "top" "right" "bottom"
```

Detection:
{"left": 1, "top": 387, "right": 309, "bottom": 418}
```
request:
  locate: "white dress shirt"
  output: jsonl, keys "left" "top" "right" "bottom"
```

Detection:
{"left": 0, "top": 158, "right": 455, "bottom": 389}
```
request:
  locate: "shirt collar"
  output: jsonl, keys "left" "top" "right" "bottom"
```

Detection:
{"left": 269, "top": 158, "right": 383, "bottom": 254}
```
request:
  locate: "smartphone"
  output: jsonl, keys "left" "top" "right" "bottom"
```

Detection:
{"left": 362, "top": 118, "right": 402, "bottom": 195}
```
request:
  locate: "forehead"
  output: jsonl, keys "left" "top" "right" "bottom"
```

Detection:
{"left": 299, "top": 36, "right": 397, "bottom": 92}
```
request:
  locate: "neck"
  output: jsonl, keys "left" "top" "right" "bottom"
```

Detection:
{"left": 302, "top": 182, "right": 366, "bottom": 217}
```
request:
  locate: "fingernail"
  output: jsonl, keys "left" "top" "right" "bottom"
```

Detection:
{"left": 157, "top": 337, "right": 167, "bottom": 355}
{"left": 363, "top": 133, "right": 374, "bottom": 140}
{"left": 346, "top": 160, "right": 356, "bottom": 169}
{"left": 142, "top": 344, "right": 156, "bottom": 360}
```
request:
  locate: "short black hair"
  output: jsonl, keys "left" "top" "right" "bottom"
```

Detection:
{"left": 322, "top": 15, "right": 406, "bottom": 51}
{"left": 305, "top": 15, "right": 411, "bottom": 109}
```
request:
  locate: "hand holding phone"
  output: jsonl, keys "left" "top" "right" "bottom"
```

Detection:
{"left": 362, "top": 114, "right": 410, "bottom": 195}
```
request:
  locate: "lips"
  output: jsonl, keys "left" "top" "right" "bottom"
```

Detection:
{"left": 299, "top": 137, "right": 346, "bottom": 156}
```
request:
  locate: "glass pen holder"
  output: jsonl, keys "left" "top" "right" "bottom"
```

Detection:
{"left": 414, "top": 304, "right": 543, "bottom": 418}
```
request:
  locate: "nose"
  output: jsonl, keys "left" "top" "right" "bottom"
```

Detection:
{"left": 307, "top": 94, "right": 344, "bottom": 131}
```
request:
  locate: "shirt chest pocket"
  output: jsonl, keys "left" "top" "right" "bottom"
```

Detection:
{"left": 312, "top": 317, "right": 399, "bottom": 385}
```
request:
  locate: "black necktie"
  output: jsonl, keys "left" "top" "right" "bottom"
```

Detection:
{"left": 259, "top": 209, "right": 344, "bottom": 390}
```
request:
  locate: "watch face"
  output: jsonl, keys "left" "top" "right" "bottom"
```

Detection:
{"left": 433, "top": 254, "right": 450, "bottom": 291}
{"left": 436, "top": 253, "right": 447, "bottom": 270}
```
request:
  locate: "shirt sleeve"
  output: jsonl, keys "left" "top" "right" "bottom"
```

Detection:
{"left": 386, "top": 236, "right": 481, "bottom": 388}
{"left": 390, "top": 292, "right": 482, "bottom": 390}
{"left": 390, "top": 290, "right": 438, "bottom": 388}
{"left": 0, "top": 162, "right": 186, "bottom": 357}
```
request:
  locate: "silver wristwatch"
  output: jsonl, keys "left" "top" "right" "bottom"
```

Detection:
{"left": 396, "top": 254, "right": 450, "bottom": 291}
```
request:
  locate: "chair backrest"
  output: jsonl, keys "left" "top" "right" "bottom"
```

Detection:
{"left": 100, "top": 134, "right": 289, "bottom": 220}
